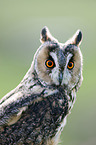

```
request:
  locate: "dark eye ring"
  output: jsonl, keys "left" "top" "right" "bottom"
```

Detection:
{"left": 67, "top": 61, "right": 74, "bottom": 70}
{"left": 45, "top": 60, "right": 54, "bottom": 68}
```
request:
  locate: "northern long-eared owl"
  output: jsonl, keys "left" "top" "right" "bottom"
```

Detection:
{"left": 0, "top": 26, "right": 83, "bottom": 145}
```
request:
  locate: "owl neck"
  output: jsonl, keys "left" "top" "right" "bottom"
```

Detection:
{"left": 21, "top": 66, "right": 77, "bottom": 112}
{"left": 67, "top": 88, "right": 77, "bottom": 110}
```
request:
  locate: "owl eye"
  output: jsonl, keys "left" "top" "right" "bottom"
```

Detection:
{"left": 45, "top": 60, "right": 54, "bottom": 68}
{"left": 67, "top": 61, "right": 74, "bottom": 70}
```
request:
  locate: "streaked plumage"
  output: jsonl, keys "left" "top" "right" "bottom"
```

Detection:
{"left": 0, "top": 26, "right": 83, "bottom": 145}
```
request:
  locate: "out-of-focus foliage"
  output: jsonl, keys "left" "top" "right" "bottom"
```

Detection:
{"left": 0, "top": 1, "right": 96, "bottom": 145}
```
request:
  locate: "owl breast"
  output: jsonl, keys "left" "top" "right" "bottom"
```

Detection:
{"left": 0, "top": 87, "right": 69, "bottom": 145}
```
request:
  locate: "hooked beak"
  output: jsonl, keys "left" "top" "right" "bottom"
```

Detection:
{"left": 59, "top": 72, "right": 63, "bottom": 85}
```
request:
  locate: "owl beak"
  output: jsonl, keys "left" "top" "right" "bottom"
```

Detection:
{"left": 59, "top": 72, "right": 63, "bottom": 85}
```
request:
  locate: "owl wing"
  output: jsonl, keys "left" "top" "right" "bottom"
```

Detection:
{"left": 0, "top": 90, "right": 43, "bottom": 127}
{"left": 0, "top": 86, "right": 58, "bottom": 127}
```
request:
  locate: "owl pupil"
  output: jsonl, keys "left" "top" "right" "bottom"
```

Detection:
{"left": 69, "top": 62, "right": 72, "bottom": 67}
{"left": 48, "top": 61, "right": 52, "bottom": 66}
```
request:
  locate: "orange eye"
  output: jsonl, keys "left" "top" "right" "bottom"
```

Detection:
{"left": 45, "top": 60, "right": 54, "bottom": 68}
{"left": 67, "top": 62, "right": 74, "bottom": 70}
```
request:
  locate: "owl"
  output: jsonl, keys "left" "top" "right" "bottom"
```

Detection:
{"left": 0, "top": 27, "right": 83, "bottom": 145}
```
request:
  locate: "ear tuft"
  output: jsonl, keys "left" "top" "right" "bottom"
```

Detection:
{"left": 75, "top": 30, "right": 82, "bottom": 46}
{"left": 65, "top": 29, "right": 83, "bottom": 46}
{"left": 40, "top": 26, "right": 50, "bottom": 43}
{"left": 40, "top": 26, "right": 58, "bottom": 44}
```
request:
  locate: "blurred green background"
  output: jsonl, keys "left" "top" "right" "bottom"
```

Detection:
{"left": 0, "top": 0, "right": 96, "bottom": 145}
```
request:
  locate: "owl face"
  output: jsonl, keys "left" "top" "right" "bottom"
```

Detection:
{"left": 33, "top": 27, "right": 83, "bottom": 90}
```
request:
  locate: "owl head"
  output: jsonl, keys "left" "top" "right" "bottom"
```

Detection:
{"left": 33, "top": 26, "right": 83, "bottom": 91}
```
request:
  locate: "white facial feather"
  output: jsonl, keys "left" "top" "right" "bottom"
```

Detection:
{"left": 49, "top": 52, "right": 59, "bottom": 85}
{"left": 62, "top": 54, "right": 73, "bottom": 85}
